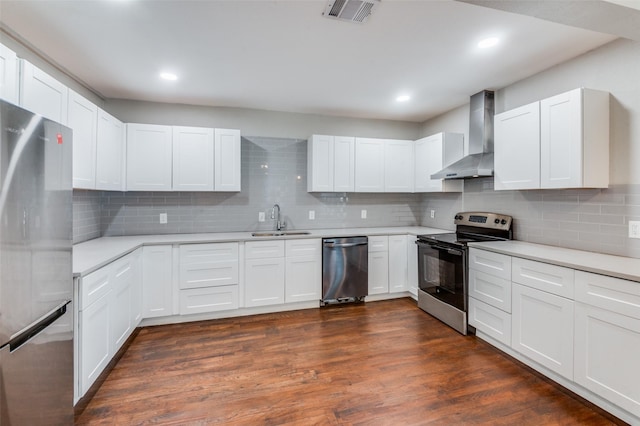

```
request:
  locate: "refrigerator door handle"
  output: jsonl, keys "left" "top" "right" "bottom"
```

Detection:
{"left": 7, "top": 300, "right": 70, "bottom": 352}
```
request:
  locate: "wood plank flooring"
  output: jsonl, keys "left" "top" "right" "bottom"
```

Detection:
{"left": 75, "top": 298, "right": 624, "bottom": 425}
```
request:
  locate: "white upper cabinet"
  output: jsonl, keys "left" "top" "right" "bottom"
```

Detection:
{"left": 0, "top": 43, "right": 18, "bottom": 104}
{"left": 68, "top": 89, "right": 98, "bottom": 189}
{"left": 214, "top": 128, "right": 241, "bottom": 191}
{"left": 355, "top": 137, "right": 385, "bottom": 192}
{"left": 494, "top": 102, "right": 540, "bottom": 190}
{"left": 307, "top": 134, "right": 355, "bottom": 192}
{"left": 173, "top": 126, "right": 214, "bottom": 191}
{"left": 126, "top": 123, "right": 173, "bottom": 191}
{"left": 414, "top": 132, "right": 464, "bottom": 193}
{"left": 20, "top": 60, "right": 68, "bottom": 124}
{"left": 384, "top": 139, "right": 414, "bottom": 192}
{"left": 540, "top": 88, "right": 609, "bottom": 189}
{"left": 494, "top": 88, "right": 609, "bottom": 191}
{"left": 95, "top": 109, "right": 125, "bottom": 191}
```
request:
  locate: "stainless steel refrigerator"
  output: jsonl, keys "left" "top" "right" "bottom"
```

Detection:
{"left": 0, "top": 99, "right": 73, "bottom": 424}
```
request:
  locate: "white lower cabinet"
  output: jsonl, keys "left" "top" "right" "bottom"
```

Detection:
{"left": 142, "top": 245, "right": 174, "bottom": 318}
{"left": 285, "top": 239, "right": 321, "bottom": 303}
{"left": 78, "top": 249, "right": 141, "bottom": 399}
{"left": 511, "top": 283, "right": 574, "bottom": 380}
{"left": 79, "top": 289, "right": 110, "bottom": 397}
{"left": 178, "top": 243, "right": 239, "bottom": 314}
{"left": 407, "top": 236, "right": 418, "bottom": 297}
{"left": 389, "top": 235, "right": 408, "bottom": 292}
{"left": 368, "top": 236, "right": 389, "bottom": 295}
{"left": 574, "top": 271, "right": 640, "bottom": 418}
{"left": 245, "top": 240, "right": 285, "bottom": 307}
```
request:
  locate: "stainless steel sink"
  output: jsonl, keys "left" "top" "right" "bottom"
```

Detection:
{"left": 251, "top": 231, "right": 311, "bottom": 237}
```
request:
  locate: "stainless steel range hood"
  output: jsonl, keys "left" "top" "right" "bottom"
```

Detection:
{"left": 431, "top": 90, "right": 495, "bottom": 179}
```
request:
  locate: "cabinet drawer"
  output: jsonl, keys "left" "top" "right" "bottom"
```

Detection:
{"left": 179, "top": 260, "right": 238, "bottom": 289}
{"left": 469, "top": 269, "right": 511, "bottom": 313}
{"left": 368, "top": 235, "right": 388, "bottom": 252}
{"left": 180, "top": 242, "right": 238, "bottom": 263}
{"left": 285, "top": 238, "right": 321, "bottom": 257}
{"left": 179, "top": 285, "right": 239, "bottom": 315}
{"left": 575, "top": 271, "right": 640, "bottom": 319}
{"left": 512, "top": 257, "right": 574, "bottom": 299}
{"left": 245, "top": 240, "right": 285, "bottom": 259}
{"left": 468, "top": 248, "right": 511, "bottom": 280}
{"left": 80, "top": 267, "right": 111, "bottom": 310}
{"left": 469, "top": 297, "right": 511, "bottom": 346}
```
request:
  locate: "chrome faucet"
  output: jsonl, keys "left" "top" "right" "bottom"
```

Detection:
{"left": 271, "top": 203, "right": 286, "bottom": 231}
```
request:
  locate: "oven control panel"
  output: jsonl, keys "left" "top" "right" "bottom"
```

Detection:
{"left": 454, "top": 212, "right": 512, "bottom": 231}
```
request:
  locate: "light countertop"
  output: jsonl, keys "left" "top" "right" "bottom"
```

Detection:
{"left": 469, "top": 240, "right": 640, "bottom": 283}
{"left": 73, "top": 226, "right": 447, "bottom": 277}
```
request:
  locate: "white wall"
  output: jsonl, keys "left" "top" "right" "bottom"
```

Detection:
{"left": 105, "top": 99, "right": 422, "bottom": 141}
{"left": 421, "top": 38, "right": 640, "bottom": 185}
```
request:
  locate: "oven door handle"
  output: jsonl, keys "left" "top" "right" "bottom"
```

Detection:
{"left": 417, "top": 241, "right": 463, "bottom": 257}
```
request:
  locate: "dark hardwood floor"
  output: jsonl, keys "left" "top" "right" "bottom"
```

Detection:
{"left": 75, "top": 298, "right": 624, "bottom": 425}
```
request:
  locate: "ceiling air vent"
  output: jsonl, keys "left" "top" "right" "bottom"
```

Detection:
{"left": 323, "top": 0, "right": 381, "bottom": 24}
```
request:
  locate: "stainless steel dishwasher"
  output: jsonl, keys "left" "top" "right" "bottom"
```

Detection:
{"left": 321, "top": 236, "right": 368, "bottom": 305}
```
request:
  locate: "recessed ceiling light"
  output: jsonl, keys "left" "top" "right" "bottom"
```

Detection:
{"left": 396, "top": 95, "right": 411, "bottom": 102}
{"left": 160, "top": 72, "right": 178, "bottom": 81}
{"left": 478, "top": 37, "right": 500, "bottom": 49}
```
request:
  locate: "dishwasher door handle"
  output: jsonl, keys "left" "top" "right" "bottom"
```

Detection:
{"left": 324, "top": 242, "right": 368, "bottom": 248}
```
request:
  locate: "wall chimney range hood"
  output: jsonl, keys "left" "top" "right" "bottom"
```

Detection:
{"left": 431, "top": 90, "right": 495, "bottom": 180}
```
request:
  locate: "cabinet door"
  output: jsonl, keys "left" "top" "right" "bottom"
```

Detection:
{"left": 68, "top": 89, "right": 98, "bottom": 189}
{"left": 129, "top": 249, "right": 143, "bottom": 326}
{"left": 414, "top": 133, "right": 464, "bottom": 193}
{"left": 355, "top": 138, "right": 385, "bottom": 192}
{"left": 126, "top": 123, "right": 173, "bottom": 191}
{"left": 541, "top": 89, "right": 582, "bottom": 189}
{"left": 80, "top": 291, "right": 110, "bottom": 395}
{"left": 245, "top": 257, "right": 285, "bottom": 307}
{"left": 307, "top": 134, "right": 334, "bottom": 192}
{"left": 20, "top": 60, "right": 68, "bottom": 124}
{"left": 388, "top": 235, "right": 408, "bottom": 292}
{"left": 285, "top": 255, "right": 321, "bottom": 303}
{"left": 95, "top": 108, "right": 125, "bottom": 191}
{"left": 407, "top": 236, "right": 418, "bottom": 297}
{"left": 575, "top": 302, "right": 640, "bottom": 417}
{"left": 512, "top": 283, "right": 574, "bottom": 380}
{"left": 368, "top": 251, "right": 389, "bottom": 295}
{"left": 333, "top": 136, "right": 355, "bottom": 192}
{"left": 0, "top": 43, "right": 18, "bottom": 104}
{"left": 384, "top": 139, "right": 414, "bottom": 192}
{"left": 142, "top": 245, "right": 173, "bottom": 318}
{"left": 494, "top": 101, "right": 540, "bottom": 190}
{"left": 110, "top": 255, "right": 133, "bottom": 353}
{"left": 214, "top": 128, "right": 241, "bottom": 191}
{"left": 173, "top": 126, "right": 214, "bottom": 191}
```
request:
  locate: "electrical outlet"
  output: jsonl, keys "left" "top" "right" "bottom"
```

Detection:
{"left": 309, "top": 210, "right": 315, "bottom": 220}
{"left": 159, "top": 213, "right": 167, "bottom": 224}
{"left": 430, "top": 209, "right": 435, "bottom": 219}
{"left": 258, "top": 212, "right": 265, "bottom": 222}
{"left": 361, "top": 209, "right": 367, "bottom": 219}
{"left": 629, "top": 221, "right": 640, "bottom": 239}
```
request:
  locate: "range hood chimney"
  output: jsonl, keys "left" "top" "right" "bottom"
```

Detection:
{"left": 431, "top": 90, "right": 495, "bottom": 180}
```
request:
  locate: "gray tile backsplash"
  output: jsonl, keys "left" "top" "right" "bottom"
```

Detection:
{"left": 94, "top": 137, "right": 422, "bottom": 238}
{"left": 456, "top": 178, "right": 639, "bottom": 258}
{"left": 73, "top": 137, "right": 640, "bottom": 259}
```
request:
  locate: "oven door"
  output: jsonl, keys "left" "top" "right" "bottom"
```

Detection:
{"left": 416, "top": 240, "right": 467, "bottom": 312}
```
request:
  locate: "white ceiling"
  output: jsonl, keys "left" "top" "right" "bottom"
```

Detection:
{"left": 0, "top": 0, "right": 622, "bottom": 122}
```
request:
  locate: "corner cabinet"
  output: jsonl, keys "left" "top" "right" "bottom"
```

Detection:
{"left": 414, "top": 132, "right": 464, "bottom": 193}
{"left": 494, "top": 88, "right": 609, "bottom": 190}
{"left": 95, "top": 109, "right": 125, "bottom": 191}
{"left": 68, "top": 89, "right": 98, "bottom": 189}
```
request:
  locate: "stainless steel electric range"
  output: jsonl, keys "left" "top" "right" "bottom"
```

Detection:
{"left": 416, "top": 212, "right": 513, "bottom": 335}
